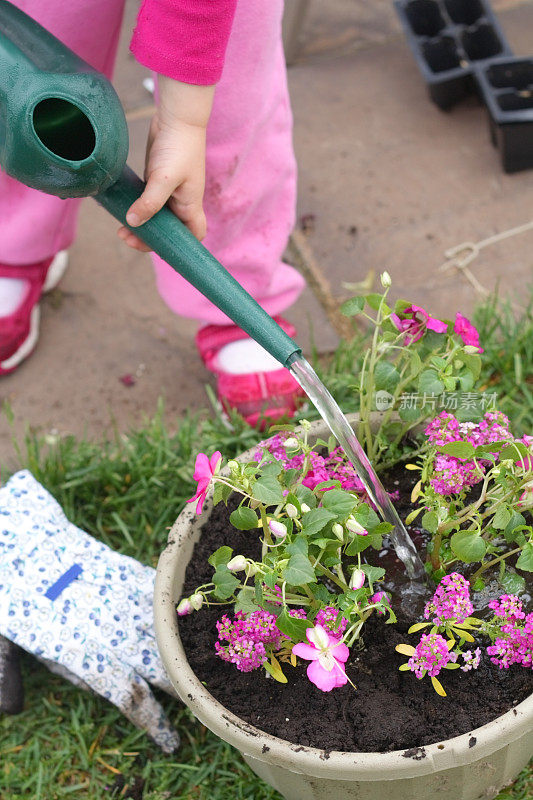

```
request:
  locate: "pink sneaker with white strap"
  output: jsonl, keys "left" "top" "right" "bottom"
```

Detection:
{"left": 196, "top": 317, "right": 305, "bottom": 427}
{"left": 0, "top": 252, "right": 68, "bottom": 375}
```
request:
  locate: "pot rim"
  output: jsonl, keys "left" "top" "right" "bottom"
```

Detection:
{"left": 154, "top": 416, "right": 533, "bottom": 781}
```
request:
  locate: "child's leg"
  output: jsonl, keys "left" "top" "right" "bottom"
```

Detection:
{"left": 0, "top": 0, "right": 125, "bottom": 265}
{"left": 152, "top": 0, "right": 305, "bottom": 325}
{"left": 0, "top": 0, "right": 126, "bottom": 374}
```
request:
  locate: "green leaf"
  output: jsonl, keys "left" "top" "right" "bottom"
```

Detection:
{"left": 370, "top": 522, "right": 394, "bottom": 536}
{"left": 276, "top": 608, "right": 311, "bottom": 642}
{"left": 284, "top": 551, "right": 315, "bottom": 587}
{"left": 366, "top": 292, "right": 387, "bottom": 311}
{"left": 499, "top": 441, "right": 528, "bottom": 461}
{"left": 409, "top": 350, "right": 422, "bottom": 377}
{"left": 345, "top": 536, "right": 371, "bottom": 556}
{"left": 361, "top": 565, "right": 385, "bottom": 586}
{"left": 405, "top": 507, "right": 423, "bottom": 525}
{"left": 500, "top": 570, "right": 526, "bottom": 595}
{"left": 353, "top": 504, "right": 381, "bottom": 532}
{"left": 460, "top": 352, "right": 481, "bottom": 380}
{"left": 340, "top": 295, "right": 365, "bottom": 316}
{"left": 422, "top": 511, "right": 439, "bottom": 534}
{"left": 252, "top": 475, "right": 284, "bottom": 505}
{"left": 419, "top": 369, "right": 444, "bottom": 396}
{"left": 208, "top": 545, "right": 233, "bottom": 568}
{"left": 283, "top": 468, "right": 300, "bottom": 486}
{"left": 440, "top": 441, "right": 475, "bottom": 460}
{"left": 234, "top": 587, "right": 261, "bottom": 615}
{"left": 431, "top": 676, "right": 447, "bottom": 697}
{"left": 395, "top": 643, "right": 416, "bottom": 656}
{"left": 450, "top": 531, "right": 487, "bottom": 563}
{"left": 504, "top": 511, "right": 526, "bottom": 544}
{"left": 492, "top": 506, "right": 512, "bottom": 531}
{"left": 295, "top": 485, "right": 317, "bottom": 509}
{"left": 399, "top": 404, "right": 422, "bottom": 424}
{"left": 229, "top": 506, "right": 259, "bottom": 530}
{"left": 516, "top": 542, "right": 533, "bottom": 572}
{"left": 260, "top": 461, "right": 283, "bottom": 477}
{"left": 458, "top": 371, "right": 475, "bottom": 392}
{"left": 212, "top": 565, "right": 240, "bottom": 599}
{"left": 374, "top": 361, "right": 400, "bottom": 393}
{"left": 212, "top": 480, "right": 233, "bottom": 506}
{"left": 286, "top": 536, "right": 308, "bottom": 557}
{"left": 301, "top": 507, "right": 336, "bottom": 536}
{"left": 263, "top": 656, "right": 287, "bottom": 683}
{"left": 322, "top": 489, "right": 357, "bottom": 520}
{"left": 408, "top": 622, "right": 430, "bottom": 633}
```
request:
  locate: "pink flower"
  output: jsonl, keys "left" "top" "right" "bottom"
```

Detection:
{"left": 292, "top": 625, "right": 349, "bottom": 691}
{"left": 408, "top": 633, "right": 457, "bottom": 678}
{"left": 454, "top": 312, "right": 483, "bottom": 353}
{"left": 391, "top": 305, "right": 447, "bottom": 345}
{"left": 424, "top": 573, "right": 473, "bottom": 625}
{"left": 370, "top": 591, "right": 390, "bottom": 615}
{"left": 188, "top": 451, "right": 222, "bottom": 514}
{"left": 315, "top": 607, "right": 348, "bottom": 639}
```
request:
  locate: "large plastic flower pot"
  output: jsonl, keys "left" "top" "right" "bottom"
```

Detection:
{"left": 154, "top": 417, "right": 533, "bottom": 800}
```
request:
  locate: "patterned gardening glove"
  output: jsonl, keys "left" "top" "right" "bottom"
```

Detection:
{"left": 0, "top": 470, "right": 180, "bottom": 753}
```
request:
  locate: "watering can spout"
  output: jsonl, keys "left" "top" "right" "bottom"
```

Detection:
{"left": 0, "top": 0, "right": 300, "bottom": 368}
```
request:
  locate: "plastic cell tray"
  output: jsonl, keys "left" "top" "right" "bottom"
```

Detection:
{"left": 475, "top": 57, "right": 533, "bottom": 172}
{"left": 394, "top": 0, "right": 512, "bottom": 110}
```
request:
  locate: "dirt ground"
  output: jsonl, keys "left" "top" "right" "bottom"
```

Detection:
{"left": 1, "top": 0, "right": 532, "bottom": 466}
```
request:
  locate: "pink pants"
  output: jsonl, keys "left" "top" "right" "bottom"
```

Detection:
{"left": 0, "top": 0, "right": 304, "bottom": 325}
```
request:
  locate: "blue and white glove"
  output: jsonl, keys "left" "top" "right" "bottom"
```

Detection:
{"left": 0, "top": 470, "right": 180, "bottom": 753}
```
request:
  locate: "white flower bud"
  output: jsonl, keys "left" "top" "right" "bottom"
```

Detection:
{"left": 349, "top": 568, "right": 365, "bottom": 590}
{"left": 268, "top": 519, "right": 287, "bottom": 539}
{"left": 300, "top": 503, "right": 311, "bottom": 513}
{"left": 332, "top": 522, "right": 344, "bottom": 541}
{"left": 177, "top": 598, "right": 192, "bottom": 616}
{"left": 283, "top": 437, "right": 299, "bottom": 449}
{"left": 227, "top": 555, "right": 247, "bottom": 573}
{"left": 227, "top": 460, "right": 239, "bottom": 472}
{"left": 285, "top": 503, "right": 298, "bottom": 519}
{"left": 346, "top": 517, "right": 368, "bottom": 536}
{"left": 380, "top": 271, "right": 392, "bottom": 288}
{"left": 245, "top": 562, "right": 259, "bottom": 577}
{"left": 300, "top": 419, "right": 311, "bottom": 431}
{"left": 189, "top": 593, "right": 203, "bottom": 611}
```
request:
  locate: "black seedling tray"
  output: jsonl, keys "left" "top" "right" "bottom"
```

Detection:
{"left": 394, "top": 0, "right": 512, "bottom": 110}
{"left": 475, "top": 57, "right": 533, "bottom": 172}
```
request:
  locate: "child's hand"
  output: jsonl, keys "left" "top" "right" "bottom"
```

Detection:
{"left": 118, "top": 76, "right": 215, "bottom": 252}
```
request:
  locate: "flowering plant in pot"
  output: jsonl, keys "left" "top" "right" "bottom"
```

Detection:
{"left": 154, "top": 278, "right": 533, "bottom": 800}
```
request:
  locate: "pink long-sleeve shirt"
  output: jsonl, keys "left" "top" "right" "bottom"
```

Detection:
{"left": 130, "top": 0, "right": 238, "bottom": 85}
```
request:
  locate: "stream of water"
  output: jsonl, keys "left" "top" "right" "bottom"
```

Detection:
{"left": 290, "top": 354, "right": 426, "bottom": 581}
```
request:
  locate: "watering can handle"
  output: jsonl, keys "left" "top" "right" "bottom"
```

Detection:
{"left": 96, "top": 166, "right": 302, "bottom": 369}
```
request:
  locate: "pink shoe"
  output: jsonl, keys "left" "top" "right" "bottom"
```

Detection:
{"left": 196, "top": 317, "right": 305, "bottom": 427}
{"left": 0, "top": 252, "right": 68, "bottom": 375}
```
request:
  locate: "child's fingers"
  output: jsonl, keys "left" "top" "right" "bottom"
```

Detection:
{"left": 168, "top": 196, "right": 207, "bottom": 241}
{"left": 125, "top": 169, "right": 180, "bottom": 227}
{"left": 117, "top": 226, "right": 152, "bottom": 253}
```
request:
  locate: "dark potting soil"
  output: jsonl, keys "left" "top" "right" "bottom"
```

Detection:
{"left": 178, "top": 488, "right": 533, "bottom": 754}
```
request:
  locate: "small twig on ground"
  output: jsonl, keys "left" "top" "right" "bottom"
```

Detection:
{"left": 438, "top": 220, "right": 533, "bottom": 312}
{"left": 288, "top": 227, "right": 360, "bottom": 341}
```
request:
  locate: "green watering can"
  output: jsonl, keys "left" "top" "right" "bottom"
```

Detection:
{"left": 0, "top": 0, "right": 301, "bottom": 368}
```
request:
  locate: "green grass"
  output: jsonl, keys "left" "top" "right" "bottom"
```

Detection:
{"left": 1, "top": 289, "right": 532, "bottom": 799}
